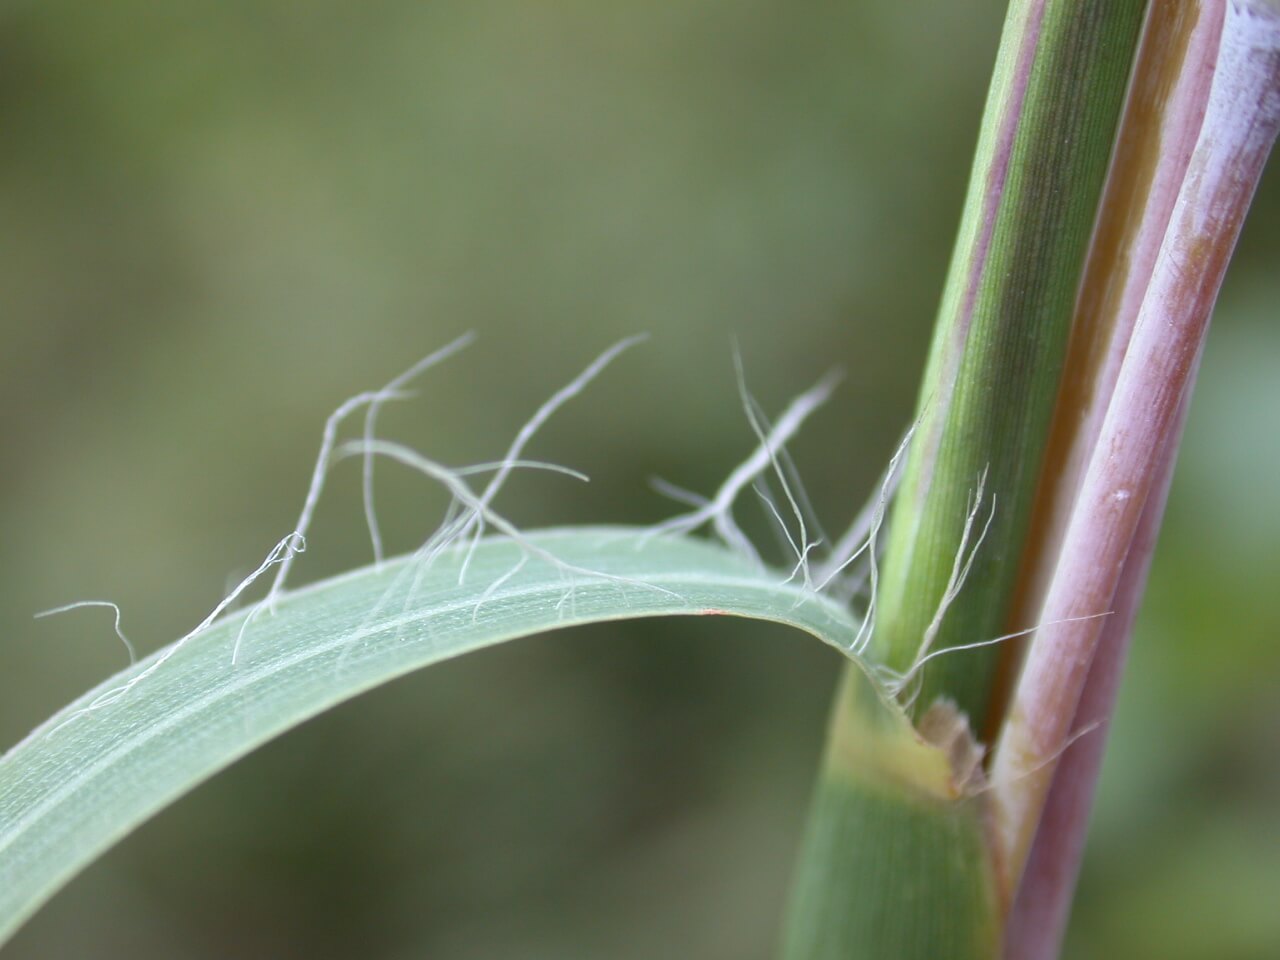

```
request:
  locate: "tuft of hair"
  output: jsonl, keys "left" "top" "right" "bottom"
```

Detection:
{"left": 34, "top": 601, "right": 136, "bottom": 664}
{"left": 642, "top": 356, "right": 841, "bottom": 577}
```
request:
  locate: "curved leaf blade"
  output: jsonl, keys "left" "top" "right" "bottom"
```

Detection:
{"left": 0, "top": 526, "right": 865, "bottom": 945}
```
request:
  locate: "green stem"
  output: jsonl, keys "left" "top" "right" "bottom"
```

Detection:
{"left": 995, "top": 0, "right": 1280, "bottom": 919}
{"left": 874, "top": 0, "right": 1147, "bottom": 725}
{"left": 781, "top": 672, "right": 999, "bottom": 959}
{"left": 782, "top": 2, "right": 1149, "bottom": 955}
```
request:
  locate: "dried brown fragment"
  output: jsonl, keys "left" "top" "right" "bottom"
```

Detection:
{"left": 918, "top": 699, "right": 988, "bottom": 797}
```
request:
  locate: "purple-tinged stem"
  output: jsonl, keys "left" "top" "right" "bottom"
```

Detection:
{"left": 1004, "top": 380, "right": 1192, "bottom": 960}
{"left": 1001, "top": 2, "right": 1223, "bottom": 633}
{"left": 992, "top": 0, "right": 1280, "bottom": 907}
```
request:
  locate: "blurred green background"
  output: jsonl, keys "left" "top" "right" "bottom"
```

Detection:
{"left": 2, "top": 2, "right": 1277, "bottom": 957}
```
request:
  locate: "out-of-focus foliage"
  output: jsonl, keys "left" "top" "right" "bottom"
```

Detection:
{"left": 0, "top": 2, "right": 1275, "bottom": 957}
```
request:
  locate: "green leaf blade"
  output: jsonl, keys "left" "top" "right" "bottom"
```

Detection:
{"left": 0, "top": 527, "right": 861, "bottom": 945}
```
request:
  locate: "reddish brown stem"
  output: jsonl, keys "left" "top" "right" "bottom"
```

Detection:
{"left": 992, "top": 0, "right": 1280, "bottom": 920}
{"left": 1003, "top": 378, "right": 1191, "bottom": 960}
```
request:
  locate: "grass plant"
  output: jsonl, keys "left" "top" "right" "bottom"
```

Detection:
{"left": 3, "top": 1, "right": 1278, "bottom": 957}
